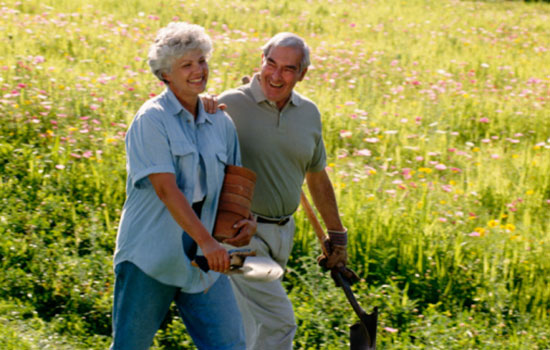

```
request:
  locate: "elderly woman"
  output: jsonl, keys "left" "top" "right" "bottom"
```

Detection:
{"left": 111, "top": 22, "right": 253, "bottom": 350}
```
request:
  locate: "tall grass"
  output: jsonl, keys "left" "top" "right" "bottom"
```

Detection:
{"left": 1, "top": 0, "right": 549, "bottom": 348}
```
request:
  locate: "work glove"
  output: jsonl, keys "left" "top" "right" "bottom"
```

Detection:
{"left": 317, "top": 229, "right": 360, "bottom": 285}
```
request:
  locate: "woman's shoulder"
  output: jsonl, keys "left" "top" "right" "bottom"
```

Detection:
{"left": 206, "top": 109, "right": 237, "bottom": 133}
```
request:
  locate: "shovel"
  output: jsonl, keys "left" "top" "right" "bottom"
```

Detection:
{"left": 300, "top": 191, "right": 378, "bottom": 350}
{"left": 192, "top": 248, "right": 284, "bottom": 282}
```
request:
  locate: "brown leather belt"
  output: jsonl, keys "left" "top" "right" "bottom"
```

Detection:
{"left": 256, "top": 215, "right": 290, "bottom": 226}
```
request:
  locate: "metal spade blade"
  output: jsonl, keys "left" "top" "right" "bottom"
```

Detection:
{"left": 229, "top": 256, "right": 283, "bottom": 282}
{"left": 192, "top": 254, "right": 283, "bottom": 282}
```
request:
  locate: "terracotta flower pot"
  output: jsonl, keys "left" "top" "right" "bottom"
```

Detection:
{"left": 213, "top": 165, "right": 256, "bottom": 241}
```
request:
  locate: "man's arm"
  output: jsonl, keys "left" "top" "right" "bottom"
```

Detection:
{"left": 306, "top": 169, "right": 356, "bottom": 276}
{"left": 305, "top": 169, "right": 345, "bottom": 232}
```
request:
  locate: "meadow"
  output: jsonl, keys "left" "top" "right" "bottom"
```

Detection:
{"left": 1, "top": 0, "right": 550, "bottom": 348}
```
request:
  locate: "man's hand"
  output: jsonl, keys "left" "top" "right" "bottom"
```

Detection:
{"left": 324, "top": 229, "right": 348, "bottom": 268}
{"left": 223, "top": 212, "right": 257, "bottom": 247}
{"left": 318, "top": 229, "right": 360, "bottom": 284}
{"left": 200, "top": 94, "right": 226, "bottom": 114}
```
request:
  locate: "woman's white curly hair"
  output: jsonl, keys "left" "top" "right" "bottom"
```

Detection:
{"left": 148, "top": 22, "right": 212, "bottom": 83}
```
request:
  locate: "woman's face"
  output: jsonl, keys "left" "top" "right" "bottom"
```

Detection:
{"left": 162, "top": 48, "right": 209, "bottom": 102}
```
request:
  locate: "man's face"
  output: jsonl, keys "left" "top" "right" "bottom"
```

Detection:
{"left": 259, "top": 45, "right": 307, "bottom": 110}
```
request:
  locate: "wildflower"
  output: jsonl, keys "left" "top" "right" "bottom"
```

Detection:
{"left": 340, "top": 130, "right": 352, "bottom": 138}
{"left": 488, "top": 220, "right": 499, "bottom": 228}
{"left": 356, "top": 149, "right": 372, "bottom": 157}
{"left": 479, "top": 117, "right": 489, "bottom": 123}
{"left": 55, "top": 164, "right": 65, "bottom": 170}
{"left": 435, "top": 164, "right": 447, "bottom": 170}
{"left": 505, "top": 224, "right": 516, "bottom": 232}
{"left": 526, "top": 190, "right": 534, "bottom": 195}
{"left": 418, "top": 167, "right": 432, "bottom": 173}
{"left": 473, "top": 227, "right": 486, "bottom": 236}
{"left": 83, "top": 151, "right": 93, "bottom": 158}
{"left": 384, "top": 327, "right": 398, "bottom": 333}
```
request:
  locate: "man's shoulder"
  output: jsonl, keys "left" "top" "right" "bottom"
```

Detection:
{"left": 293, "top": 90, "right": 317, "bottom": 107}
{"left": 218, "top": 84, "right": 251, "bottom": 104}
{"left": 292, "top": 90, "right": 320, "bottom": 116}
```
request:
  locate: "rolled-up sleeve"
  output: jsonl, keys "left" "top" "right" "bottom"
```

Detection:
{"left": 126, "top": 111, "right": 175, "bottom": 188}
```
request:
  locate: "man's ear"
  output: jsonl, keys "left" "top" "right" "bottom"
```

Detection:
{"left": 161, "top": 72, "right": 170, "bottom": 84}
{"left": 260, "top": 53, "right": 265, "bottom": 65}
{"left": 298, "top": 67, "right": 308, "bottom": 82}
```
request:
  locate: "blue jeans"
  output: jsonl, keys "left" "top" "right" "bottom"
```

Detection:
{"left": 110, "top": 261, "right": 246, "bottom": 350}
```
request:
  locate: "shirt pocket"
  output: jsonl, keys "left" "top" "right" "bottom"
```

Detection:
{"left": 215, "top": 151, "right": 228, "bottom": 181}
{"left": 170, "top": 141, "right": 196, "bottom": 191}
{"left": 204, "top": 151, "right": 228, "bottom": 191}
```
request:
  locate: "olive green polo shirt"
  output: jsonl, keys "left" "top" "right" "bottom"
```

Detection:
{"left": 219, "top": 74, "right": 326, "bottom": 218}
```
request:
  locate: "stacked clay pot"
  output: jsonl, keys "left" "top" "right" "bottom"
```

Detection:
{"left": 213, "top": 165, "right": 256, "bottom": 241}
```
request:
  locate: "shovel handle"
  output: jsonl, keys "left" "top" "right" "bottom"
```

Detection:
{"left": 301, "top": 190, "right": 378, "bottom": 349}
{"left": 192, "top": 256, "right": 210, "bottom": 272}
{"left": 300, "top": 191, "right": 330, "bottom": 256}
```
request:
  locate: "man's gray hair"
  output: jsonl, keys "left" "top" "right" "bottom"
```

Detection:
{"left": 261, "top": 32, "right": 310, "bottom": 73}
{"left": 148, "top": 22, "right": 212, "bottom": 83}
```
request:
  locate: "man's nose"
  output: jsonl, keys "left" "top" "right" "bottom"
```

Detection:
{"left": 272, "top": 67, "right": 282, "bottom": 80}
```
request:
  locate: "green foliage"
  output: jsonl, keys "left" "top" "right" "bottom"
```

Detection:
{"left": 1, "top": 0, "right": 550, "bottom": 348}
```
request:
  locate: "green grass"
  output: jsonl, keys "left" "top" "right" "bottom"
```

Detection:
{"left": 1, "top": 0, "right": 550, "bottom": 348}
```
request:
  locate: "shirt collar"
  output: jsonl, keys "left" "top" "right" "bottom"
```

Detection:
{"left": 163, "top": 87, "right": 212, "bottom": 125}
{"left": 249, "top": 74, "right": 302, "bottom": 108}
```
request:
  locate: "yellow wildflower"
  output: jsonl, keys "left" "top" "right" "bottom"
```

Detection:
{"left": 474, "top": 227, "right": 486, "bottom": 236}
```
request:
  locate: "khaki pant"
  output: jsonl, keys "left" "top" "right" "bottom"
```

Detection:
{"left": 229, "top": 218, "right": 297, "bottom": 350}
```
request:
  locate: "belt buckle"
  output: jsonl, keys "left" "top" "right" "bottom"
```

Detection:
{"left": 276, "top": 217, "right": 290, "bottom": 226}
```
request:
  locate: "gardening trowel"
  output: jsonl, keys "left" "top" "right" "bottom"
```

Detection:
{"left": 192, "top": 249, "right": 283, "bottom": 282}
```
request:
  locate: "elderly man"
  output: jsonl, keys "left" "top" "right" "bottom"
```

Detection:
{"left": 213, "top": 32, "right": 353, "bottom": 350}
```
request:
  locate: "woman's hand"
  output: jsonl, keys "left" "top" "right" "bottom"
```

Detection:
{"left": 223, "top": 213, "right": 257, "bottom": 247}
{"left": 200, "top": 237, "right": 230, "bottom": 272}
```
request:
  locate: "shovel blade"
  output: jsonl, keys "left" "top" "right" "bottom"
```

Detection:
{"left": 236, "top": 256, "right": 283, "bottom": 282}
{"left": 350, "top": 323, "right": 371, "bottom": 350}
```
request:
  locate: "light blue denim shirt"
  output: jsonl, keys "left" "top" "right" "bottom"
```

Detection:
{"left": 114, "top": 88, "right": 241, "bottom": 293}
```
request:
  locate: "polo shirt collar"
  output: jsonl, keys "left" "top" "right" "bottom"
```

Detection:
{"left": 163, "top": 87, "right": 212, "bottom": 125}
{"left": 249, "top": 74, "right": 302, "bottom": 108}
